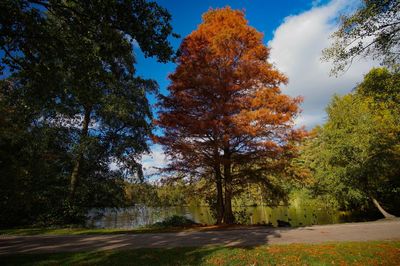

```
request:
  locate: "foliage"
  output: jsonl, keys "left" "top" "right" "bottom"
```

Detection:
{"left": 232, "top": 209, "right": 252, "bottom": 225}
{"left": 124, "top": 179, "right": 201, "bottom": 207}
{"left": 156, "top": 179, "right": 198, "bottom": 206}
{"left": 357, "top": 67, "right": 400, "bottom": 105}
{"left": 156, "top": 7, "right": 304, "bottom": 224}
{"left": 2, "top": 241, "right": 400, "bottom": 265}
{"left": 0, "top": 0, "right": 175, "bottom": 227}
{"left": 288, "top": 189, "right": 332, "bottom": 209}
{"left": 301, "top": 68, "right": 400, "bottom": 213}
{"left": 125, "top": 182, "right": 161, "bottom": 206}
{"left": 322, "top": 0, "right": 400, "bottom": 75}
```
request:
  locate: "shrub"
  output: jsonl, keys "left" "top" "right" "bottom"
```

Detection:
{"left": 152, "top": 215, "right": 197, "bottom": 228}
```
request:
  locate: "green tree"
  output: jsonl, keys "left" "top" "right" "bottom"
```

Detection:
{"left": 357, "top": 67, "right": 400, "bottom": 105}
{"left": 0, "top": 0, "right": 176, "bottom": 226}
{"left": 322, "top": 0, "right": 400, "bottom": 75}
{"left": 304, "top": 87, "right": 399, "bottom": 217}
{"left": 125, "top": 182, "right": 161, "bottom": 206}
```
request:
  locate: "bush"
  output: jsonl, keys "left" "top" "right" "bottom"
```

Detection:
{"left": 152, "top": 215, "right": 197, "bottom": 228}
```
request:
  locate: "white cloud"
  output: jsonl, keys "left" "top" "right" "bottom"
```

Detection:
{"left": 140, "top": 0, "right": 380, "bottom": 176}
{"left": 141, "top": 144, "right": 167, "bottom": 178}
{"left": 106, "top": 145, "right": 167, "bottom": 179}
{"left": 109, "top": 160, "right": 122, "bottom": 171}
{"left": 268, "top": 0, "right": 379, "bottom": 128}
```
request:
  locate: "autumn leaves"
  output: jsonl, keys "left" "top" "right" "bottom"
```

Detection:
{"left": 155, "top": 7, "right": 304, "bottom": 224}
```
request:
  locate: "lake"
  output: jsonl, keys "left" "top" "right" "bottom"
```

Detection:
{"left": 86, "top": 204, "right": 375, "bottom": 229}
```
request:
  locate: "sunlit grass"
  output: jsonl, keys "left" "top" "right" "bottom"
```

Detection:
{"left": 0, "top": 223, "right": 276, "bottom": 236}
{"left": 0, "top": 224, "right": 239, "bottom": 236}
{"left": 2, "top": 241, "right": 399, "bottom": 265}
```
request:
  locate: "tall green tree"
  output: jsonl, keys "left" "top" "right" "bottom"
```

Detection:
{"left": 303, "top": 69, "right": 400, "bottom": 217}
{"left": 0, "top": 0, "right": 176, "bottom": 225}
{"left": 322, "top": 0, "right": 400, "bottom": 75}
{"left": 357, "top": 67, "right": 400, "bottom": 105}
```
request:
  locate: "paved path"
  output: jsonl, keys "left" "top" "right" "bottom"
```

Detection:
{"left": 1, "top": 220, "right": 400, "bottom": 254}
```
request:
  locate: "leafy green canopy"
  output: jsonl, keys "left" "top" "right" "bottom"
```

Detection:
{"left": 0, "top": 0, "right": 175, "bottom": 227}
{"left": 322, "top": 0, "right": 400, "bottom": 75}
{"left": 0, "top": 0, "right": 175, "bottom": 168}
{"left": 303, "top": 68, "right": 400, "bottom": 212}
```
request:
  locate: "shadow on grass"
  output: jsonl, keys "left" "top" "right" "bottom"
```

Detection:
{"left": 4, "top": 221, "right": 400, "bottom": 264}
{"left": 0, "top": 227, "right": 175, "bottom": 236}
{"left": 2, "top": 241, "right": 400, "bottom": 266}
{"left": 0, "top": 224, "right": 283, "bottom": 236}
{"left": 0, "top": 226, "right": 282, "bottom": 256}
{"left": 1, "top": 247, "right": 230, "bottom": 266}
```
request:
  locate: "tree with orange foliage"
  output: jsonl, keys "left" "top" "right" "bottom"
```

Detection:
{"left": 156, "top": 7, "right": 303, "bottom": 224}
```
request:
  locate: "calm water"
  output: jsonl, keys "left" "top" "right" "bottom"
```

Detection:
{"left": 86, "top": 204, "right": 364, "bottom": 229}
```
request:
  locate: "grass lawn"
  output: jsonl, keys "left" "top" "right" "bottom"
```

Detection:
{"left": 1, "top": 241, "right": 399, "bottom": 265}
{"left": 0, "top": 227, "right": 169, "bottom": 236}
{"left": 0, "top": 224, "right": 266, "bottom": 236}
{"left": 0, "top": 225, "right": 212, "bottom": 236}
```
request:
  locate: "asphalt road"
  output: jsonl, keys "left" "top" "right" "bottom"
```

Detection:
{"left": 1, "top": 219, "right": 399, "bottom": 254}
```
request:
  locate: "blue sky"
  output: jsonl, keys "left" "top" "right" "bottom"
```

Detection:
{"left": 135, "top": 0, "right": 331, "bottom": 106}
{"left": 139, "top": 0, "right": 379, "bottom": 177}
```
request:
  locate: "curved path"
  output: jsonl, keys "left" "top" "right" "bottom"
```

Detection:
{"left": 1, "top": 219, "right": 400, "bottom": 254}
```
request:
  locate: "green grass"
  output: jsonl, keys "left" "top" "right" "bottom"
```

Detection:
{"left": 0, "top": 226, "right": 195, "bottom": 236}
{"left": 1, "top": 241, "right": 399, "bottom": 265}
{"left": 0, "top": 215, "right": 201, "bottom": 236}
{"left": 0, "top": 224, "right": 268, "bottom": 236}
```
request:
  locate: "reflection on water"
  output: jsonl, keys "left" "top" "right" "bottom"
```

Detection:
{"left": 86, "top": 204, "right": 366, "bottom": 229}
{"left": 86, "top": 205, "right": 214, "bottom": 229}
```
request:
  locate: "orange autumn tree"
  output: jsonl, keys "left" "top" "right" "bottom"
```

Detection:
{"left": 156, "top": 7, "right": 303, "bottom": 224}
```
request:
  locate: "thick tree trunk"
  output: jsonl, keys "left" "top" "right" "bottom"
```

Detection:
{"left": 69, "top": 106, "right": 91, "bottom": 202}
{"left": 372, "top": 197, "right": 396, "bottom": 219}
{"left": 223, "top": 150, "right": 235, "bottom": 224}
{"left": 214, "top": 165, "right": 224, "bottom": 224}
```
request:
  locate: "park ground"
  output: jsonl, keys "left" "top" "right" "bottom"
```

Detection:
{"left": 1, "top": 219, "right": 400, "bottom": 265}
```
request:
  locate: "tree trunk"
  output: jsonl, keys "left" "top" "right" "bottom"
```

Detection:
{"left": 223, "top": 149, "right": 235, "bottom": 224}
{"left": 372, "top": 197, "right": 396, "bottom": 219}
{"left": 214, "top": 165, "right": 224, "bottom": 224}
{"left": 69, "top": 106, "right": 91, "bottom": 202}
